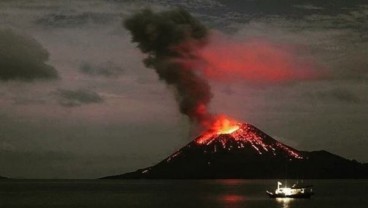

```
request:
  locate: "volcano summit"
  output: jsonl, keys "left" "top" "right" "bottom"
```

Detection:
{"left": 104, "top": 118, "right": 368, "bottom": 179}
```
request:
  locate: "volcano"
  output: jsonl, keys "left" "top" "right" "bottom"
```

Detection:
{"left": 104, "top": 118, "right": 368, "bottom": 179}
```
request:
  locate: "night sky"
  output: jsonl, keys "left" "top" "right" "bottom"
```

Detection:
{"left": 0, "top": 0, "right": 367, "bottom": 179}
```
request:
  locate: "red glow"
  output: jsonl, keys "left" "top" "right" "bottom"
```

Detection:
{"left": 193, "top": 102, "right": 212, "bottom": 127}
{"left": 171, "top": 32, "right": 320, "bottom": 160}
{"left": 172, "top": 32, "right": 326, "bottom": 132}
{"left": 211, "top": 116, "right": 240, "bottom": 134}
{"left": 221, "top": 194, "right": 246, "bottom": 203}
{"left": 188, "top": 33, "right": 324, "bottom": 84}
{"left": 193, "top": 115, "right": 303, "bottom": 159}
{"left": 196, "top": 115, "right": 241, "bottom": 144}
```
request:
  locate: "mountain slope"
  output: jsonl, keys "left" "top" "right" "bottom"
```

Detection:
{"left": 103, "top": 123, "right": 368, "bottom": 179}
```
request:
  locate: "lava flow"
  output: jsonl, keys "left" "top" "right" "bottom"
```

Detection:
{"left": 196, "top": 115, "right": 241, "bottom": 144}
{"left": 194, "top": 115, "right": 303, "bottom": 159}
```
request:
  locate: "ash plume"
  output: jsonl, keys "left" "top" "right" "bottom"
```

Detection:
{"left": 124, "top": 9, "right": 213, "bottom": 126}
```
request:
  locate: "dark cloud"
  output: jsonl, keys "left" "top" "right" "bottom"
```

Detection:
{"left": 36, "top": 12, "right": 117, "bottom": 28}
{"left": 0, "top": 29, "right": 58, "bottom": 81}
{"left": 309, "top": 88, "right": 362, "bottom": 103}
{"left": 326, "top": 88, "right": 361, "bottom": 103}
{"left": 80, "top": 61, "right": 124, "bottom": 77}
{"left": 218, "top": 0, "right": 368, "bottom": 17}
{"left": 55, "top": 89, "right": 103, "bottom": 107}
{"left": 124, "top": 8, "right": 213, "bottom": 126}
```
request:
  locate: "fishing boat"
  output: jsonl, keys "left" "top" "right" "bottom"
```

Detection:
{"left": 266, "top": 181, "right": 314, "bottom": 198}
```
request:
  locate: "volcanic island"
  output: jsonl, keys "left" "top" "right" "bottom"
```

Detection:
{"left": 104, "top": 9, "right": 368, "bottom": 180}
{"left": 103, "top": 116, "right": 368, "bottom": 179}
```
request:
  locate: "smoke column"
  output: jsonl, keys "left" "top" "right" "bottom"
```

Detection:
{"left": 124, "top": 9, "right": 213, "bottom": 127}
{"left": 124, "top": 9, "right": 323, "bottom": 130}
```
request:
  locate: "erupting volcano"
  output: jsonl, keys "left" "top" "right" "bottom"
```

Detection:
{"left": 104, "top": 115, "right": 368, "bottom": 179}
{"left": 104, "top": 9, "right": 368, "bottom": 179}
{"left": 195, "top": 116, "right": 302, "bottom": 160}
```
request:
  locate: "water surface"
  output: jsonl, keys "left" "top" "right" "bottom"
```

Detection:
{"left": 1, "top": 180, "right": 367, "bottom": 208}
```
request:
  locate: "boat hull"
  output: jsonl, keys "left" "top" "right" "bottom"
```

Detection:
{"left": 266, "top": 191, "right": 313, "bottom": 199}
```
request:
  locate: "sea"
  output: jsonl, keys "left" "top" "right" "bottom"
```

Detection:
{"left": 1, "top": 179, "right": 367, "bottom": 208}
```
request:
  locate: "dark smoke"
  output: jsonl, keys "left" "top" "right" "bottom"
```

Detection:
{"left": 124, "top": 9, "right": 212, "bottom": 126}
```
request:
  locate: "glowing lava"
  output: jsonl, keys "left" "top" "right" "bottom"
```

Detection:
{"left": 193, "top": 115, "right": 303, "bottom": 160}
{"left": 211, "top": 115, "right": 240, "bottom": 134}
{"left": 196, "top": 115, "right": 241, "bottom": 144}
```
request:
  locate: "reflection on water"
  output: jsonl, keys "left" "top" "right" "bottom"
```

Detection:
{"left": 216, "top": 180, "right": 248, "bottom": 208}
{"left": 276, "top": 198, "right": 294, "bottom": 208}
{"left": 221, "top": 194, "right": 246, "bottom": 203}
{"left": 216, "top": 179, "right": 296, "bottom": 208}
{"left": 218, "top": 194, "right": 246, "bottom": 208}
{"left": 1, "top": 180, "right": 367, "bottom": 208}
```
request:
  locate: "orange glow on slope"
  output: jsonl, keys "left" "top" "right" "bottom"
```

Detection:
{"left": 212, "top": 116, "right": 240, "bottom": 134}
{"left": 192, "top": 116, "right": 303, "bottom": 160}
{"left": 196, "top": 115, "right": 240, "bottom": 144}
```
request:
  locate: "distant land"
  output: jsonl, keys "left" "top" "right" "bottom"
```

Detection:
{"left": 103, "top": 123, "right": 368, "bottom": 179}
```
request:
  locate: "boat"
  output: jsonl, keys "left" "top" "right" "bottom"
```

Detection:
{"left": 266, "top": 181, "right": 314, "bottom": 198}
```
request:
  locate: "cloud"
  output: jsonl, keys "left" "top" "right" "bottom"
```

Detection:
{"left": 194, "top": 32, "right": 324, "bottom": 84}
{"left": 36, "top": 12, "right": 117, "bottom": 28}
{"left": 55, "top": 89, "right": 103, "bottom": 107}
{"left": 0, "top": 29, "right": 58, "bottom": 81}
{"left": 293, "top": 4, "right": 324, "bottom": 10}
{"left": 0, "top": 141, "right": 16, "bottom": 151}
{"left": 313, "top": 88, "right": 362, "bottom": 103}
{"left": 79, "top": 61, "right": 124, "bottom": 77}
{"left": 225, "top": 14, "right": 368, "bottom": 81}
{"left": 329, "top": 89, "right": 361, "bottom": 103}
